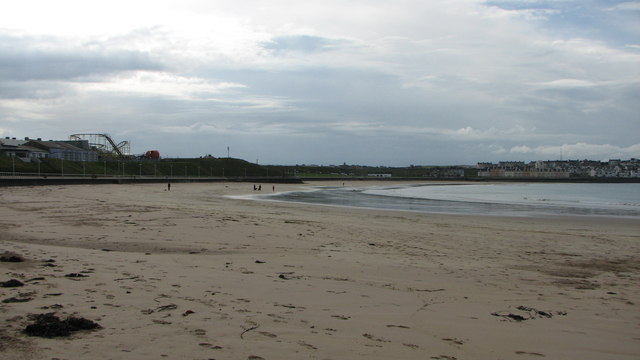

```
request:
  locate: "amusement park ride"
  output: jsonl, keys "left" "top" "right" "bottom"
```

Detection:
{"left": 69, "top": 133, "right": 159, "bottom": 159}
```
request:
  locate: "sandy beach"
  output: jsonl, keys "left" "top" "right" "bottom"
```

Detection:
{"left": 1, "top": 181, "right": 639, "bottom": 360}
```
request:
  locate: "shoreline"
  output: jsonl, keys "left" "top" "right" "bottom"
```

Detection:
{"left": 245, "top": 181, "right": 640, "bottom": 220}
{"left": 1, "top": 182, "right": 639, "bottom": 359}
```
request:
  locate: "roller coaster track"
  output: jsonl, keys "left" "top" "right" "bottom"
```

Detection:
{"left": 69, "top": 133, "right": 130, "bottom": 158}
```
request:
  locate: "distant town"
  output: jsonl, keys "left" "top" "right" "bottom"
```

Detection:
{"left": 0, "top": 134, "right": 638, "bottom": 179}
{"left": 475, "top": 159, "right": 639, "bottom": 179}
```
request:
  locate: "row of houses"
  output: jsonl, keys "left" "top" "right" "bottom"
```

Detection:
{"left": 0, "top": 137, "right": 98, "bottom": 162}
{"left": 477, "top": 159, "right": 640, "bottom": 178}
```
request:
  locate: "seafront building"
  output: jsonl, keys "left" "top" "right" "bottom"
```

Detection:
{"left": 477, "top": 159, "right": 640, "bottom": 178}
{"left": 0, "top": 137, "right": 97, "bottom": 162}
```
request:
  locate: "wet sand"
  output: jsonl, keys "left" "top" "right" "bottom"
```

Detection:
{"left": 1, "top": 182, "right": 639, "bottom": 359}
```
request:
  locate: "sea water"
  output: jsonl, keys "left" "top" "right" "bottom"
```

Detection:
{"left": 259, "top": 182, "right": 640, "bottom": 218}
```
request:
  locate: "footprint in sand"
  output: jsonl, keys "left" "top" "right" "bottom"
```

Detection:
{"left": 362, "top": 333, "right": 390, "bottom": 343}
{"left": 515, "top": 351, "right": 546, "bottom": 357}
{"left": 442, "top": 337, "right": 465, "bottom": 346}
{"left": 259, "top": 331, "right": 277, "bottom": 338}
{"left": 191, "top": 329, "right": 206, "bottom": 336}
{"left": 386, "top": 324, "right": 410, "bottom": 329}
{"left": 331, "top": 314, "right": 350, "bottom": 320}
{"left": 298, "top": 341, "right": 317, "bottom": 350}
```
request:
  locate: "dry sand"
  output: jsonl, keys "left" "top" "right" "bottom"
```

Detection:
{"left": 1, "top": 181, "right": 639, "bottom": 360}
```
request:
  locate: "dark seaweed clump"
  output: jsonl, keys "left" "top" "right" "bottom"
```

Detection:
{"left": 0, "top": 253, "right": 24, "bottom": 262}
{"left": 24, "top": 313, "right": 101, "bottom": 338}
{"left": 0, "top": 279, "right": 24, "bottom": 287}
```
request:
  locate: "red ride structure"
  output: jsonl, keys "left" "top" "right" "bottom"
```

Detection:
{"left": 144, "top": 150, "right": 160, "bottom": 159}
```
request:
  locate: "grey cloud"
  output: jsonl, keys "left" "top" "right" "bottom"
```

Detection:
{"left": 484, "top": 0, "right": 640, "bottom": 46}
{"left": 0, "top": 33, "right": 162, "bottom": 82}
{"left": 0, "top": 80, "right": 73, "bottom": 100}
{"left": 193, "top": 56, "right": 638, "bottom": 149}
{"left": 262, "top": 35, "right": 348, "bottom": 53}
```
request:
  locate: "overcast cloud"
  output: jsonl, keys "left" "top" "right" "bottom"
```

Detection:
{"left": 1, "top": 0, "right": 638, "bottom": 165}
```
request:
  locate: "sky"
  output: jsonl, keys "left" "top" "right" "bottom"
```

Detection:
{"left": 1, "top": 0, "right": 639, "bottom": 166}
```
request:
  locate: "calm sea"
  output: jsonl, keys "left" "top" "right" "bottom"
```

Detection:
{"left": 256, "top": 182, "right": 640, "bottom": 218}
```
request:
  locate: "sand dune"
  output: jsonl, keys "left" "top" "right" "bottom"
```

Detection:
{"left": 1, "top": 182, "right": 639, "bottom": 359}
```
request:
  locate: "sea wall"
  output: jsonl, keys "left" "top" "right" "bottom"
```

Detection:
{"left": 0, "top": 177, "right": 303, "bottom": 187}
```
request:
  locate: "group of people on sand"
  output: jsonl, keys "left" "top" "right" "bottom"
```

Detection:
{"left": 165, "top": 182, "right": 274, "bottom": 192}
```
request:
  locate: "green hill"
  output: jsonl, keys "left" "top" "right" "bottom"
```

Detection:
{"left": 0, "top": 156, "right": 288, "bottom": 178}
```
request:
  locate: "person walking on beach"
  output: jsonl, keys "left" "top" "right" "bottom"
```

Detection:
{"left": 167, "top": 182, "right": 171, "bottom": 191}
